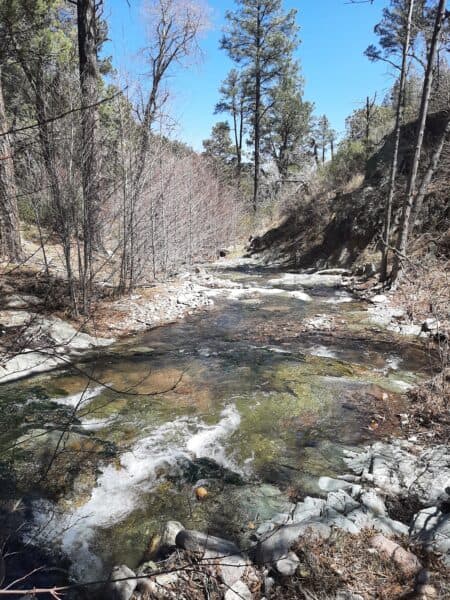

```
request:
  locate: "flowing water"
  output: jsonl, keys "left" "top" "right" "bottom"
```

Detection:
{"left": 0, "top": 263, "right": 434, "bottom": 582}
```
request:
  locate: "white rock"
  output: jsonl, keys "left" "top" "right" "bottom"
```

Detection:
{"left": 371, "top": 294, "right": 388, "bottom": 304}
{"left": 360, "top": 490, "right": 386, "bottom": 516}
{"left": 275, "top": 551, "right": 300, "bottom": 576}
{"left": 106, "top": 565, "right": 137, "bottom": 600}
{"left": 224, "top": 580, "right": 252, "bottom": 600}
{"left": 161, "top": 521, "right": 184, "bottom": 548}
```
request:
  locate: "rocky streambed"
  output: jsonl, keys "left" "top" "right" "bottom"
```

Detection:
{"left": 0, "top": 259, "right": 447, "bottom": 598}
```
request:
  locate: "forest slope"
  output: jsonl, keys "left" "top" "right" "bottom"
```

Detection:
{"left": 247, "top": 110, "right": 450, "bottom": 271}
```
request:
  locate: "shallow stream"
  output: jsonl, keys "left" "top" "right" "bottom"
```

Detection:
{"left": 0, "top": 263, "right": 434, "bottom": 582}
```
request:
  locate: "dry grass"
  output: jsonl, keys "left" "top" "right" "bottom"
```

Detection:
{"left": 270, "top": 530, "right": 450, "bottom": 600}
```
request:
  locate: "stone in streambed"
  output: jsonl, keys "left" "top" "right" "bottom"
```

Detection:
{"left": 254, "top": 520, "right": 331, "bottom": 565}
{"left": 370, "top": 534, "right": 422, "bottom": 577}
{"left": 175, "top": 529, "right": 240, "bottom": 556}
{"left": 224, "top": 580, "right": 252, "bottom": 600}
{"left": 105, "top": 564, "right": 137, "bottom": 600}
{"left": 275, "top": 551, "right": 300, "bottom": 576}
{"left": 161, "top": 520, "right": 184, "bottom": 549}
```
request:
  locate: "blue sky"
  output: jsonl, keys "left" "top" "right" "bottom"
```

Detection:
{"left": 103, "top": 0, "right": 395, "bottom": 150}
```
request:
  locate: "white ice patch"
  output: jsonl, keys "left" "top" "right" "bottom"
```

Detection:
{"left": 308, "top": 345, "right": 338, "bottom": 359}
{"left": 51, "top": 385, "right": 104, "bottom": 408}
{"left": 26, "top": 404, "right": 241, "bottom": 581}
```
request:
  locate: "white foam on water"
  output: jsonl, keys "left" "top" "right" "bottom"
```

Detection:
{"left": 286, "top": 290, "right": 312, "bottom": 302}
{"left": 386, "top": 355, "right": 402, "bottom": 371}
{"left": 79, "top": 415, "right": 118, "bottom": 431}
{"left": 186, "top": 405, "right": 241, "bottom": 470}
{"left": 51, "top": 385, "right": 104, "bottom": 408}
{"left": 322, "top": 292, "right": 353, "bottom": 304}
{"left": 26, "top": 404, "right": 241, "bottom": 581}
{"left": 309, "top": 345, "right": 338, "bottom": 359}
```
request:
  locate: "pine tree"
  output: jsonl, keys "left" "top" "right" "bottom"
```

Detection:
{"left": 221, "top": 0, "right": 299, "bottom": 211}
{"left": 315, "top": 115, "right": 335, "bottom": 164}
{"left": 263, "top": 70, "right": 313, "bottom": 180}
{"left": 202, "top": 121, "right": 235, "bottom": 164}
{"left": 215, "top": 69, "right": 248, "bottom": 181}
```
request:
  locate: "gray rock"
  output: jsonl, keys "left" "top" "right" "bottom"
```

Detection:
{"left": 360, "top": 490, "right": 386, "bottom": 516}
{"left": 412, "top": 507, "right": 450, "bottom": 564}
{"left": 224, "top": 580, "right": 252, "bottom": 600}
{"left": 345, "top": 442, "right": 450, "bottom": 506}
{"left": 371, "top": 294, "right": 388, "bottom": 304}
{"left": 161, "top": 520, "right": 184, "bottom": 548}
{"left": 371, "top": 515, "right": 409, "bottom": 537}
{"left": 318, "top": 476, "right": 353, "bottom": 492}
{"left": 254, "top": 520, "right": 331, "bottom": 565}
{"left": 335, "top": 591, "right": 364, "bottom": 600}
{"left": 264, "top": 575, "right": 275, "bottom": 595}
{"left": 176, "top": 529, "right": 240, "bottom": 556}
{"left": 217, "top": 554, "right": 248, "bottom": 587}
{"left": 326, "top": 514, "right": 361, "bottom": 534}
{"left": 106, "top": 565, "right": 137, "bottom": 600}
{"left": 275, "top": 551, "right": 300, "bottom": 576}
{"left": 325, "top": 490, "right": 360, "bottom": 515}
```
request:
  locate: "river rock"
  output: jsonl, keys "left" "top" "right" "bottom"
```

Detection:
{"left": 318, "top": 476, "right": 353, "bottom": 493}
{"left": 106, "top": 565, "right": 137, "bottom": 600}
{"left": 360, "top": 490, "right": 387, "bottom": 516}
{"left": 344, "top": 442, "right": 450, "bottom": 505}
{"left": 412, "top": 507, "right": 450, "bottom": 565}
{"left": 161, "top": 521, "right": 184, "bottom": 548}
{"left": 371, "top": 294, "right": 388, "bottom": 304}
{"left": 370, "top": 534, "right": 422, "bottom": 576}
{"left": 175, "top": 529, "right": 240, "bottom": 556}
{"left": 325, "top": 489, "right": 360, "bottom": 515}
{"left": 217, "top": 554, "right": 249, "bottom": 587}
{"left": 254, "top": 520, "right": 331, "bottom": 565}
{"left": 224, "top": 580, "right": 252, "bottom": 600}
{"left": 0, "top": 350, "right": 64, "bottom": 384}
{"left": 275, "top": 551, "right": 300, "bottom": 576}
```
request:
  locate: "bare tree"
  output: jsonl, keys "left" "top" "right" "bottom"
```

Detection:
{"left": 380, "top": 0, "right": 416, "bottom": 282}
{"left": 0, "top": 66, "right": 22, "bottom": 261}
{"left": 119, "top": 0, "right": 208, "bottom": 292}
{"left": 76, "top": 0, "right": 103, "bottom": 311}
{"left": 391, "top": 0, "right": 448, "bottom": 283}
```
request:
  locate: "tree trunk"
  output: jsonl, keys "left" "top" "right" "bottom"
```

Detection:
{"left": 0, "top": 67, "right": 22, "bottom": 262}
{"left": 252, "top": 7, "right": 262, "bottom": 213}
{"left": 253, "top": 71, "right": 261, "bottom": 212}
{"left": 408, "top": 112, "right": 450, "bottom": 235}
{"left": 391, "top": 0, "right": 447, "bottom": 283}
{"left": 380, "top": 0, "right": 415, "bottom": 282}
{"left": 77, "top": 0, "right": 101, "bottom": 304}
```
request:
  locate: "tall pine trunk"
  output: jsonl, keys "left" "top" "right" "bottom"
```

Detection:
{"left": 408, "top": 112, "right": 450, "bottom": 235}
{"left": 253, "top": 73, "right": 261, "bottom": 212}
{"left": 77, "top": 0, "right": 101, "bottom": 311}
{"left": 0, "top": 67, "right": 22, "bottom": 262}
{"left": 391, "top": 0, "right": 447, "bottom": 283}
{"left": 380, "top": 0, "right": 415, "bottom": 283}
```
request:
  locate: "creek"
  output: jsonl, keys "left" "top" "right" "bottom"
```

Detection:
{"left": 0, "top": 262, "right": 434, "bottom": 583}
